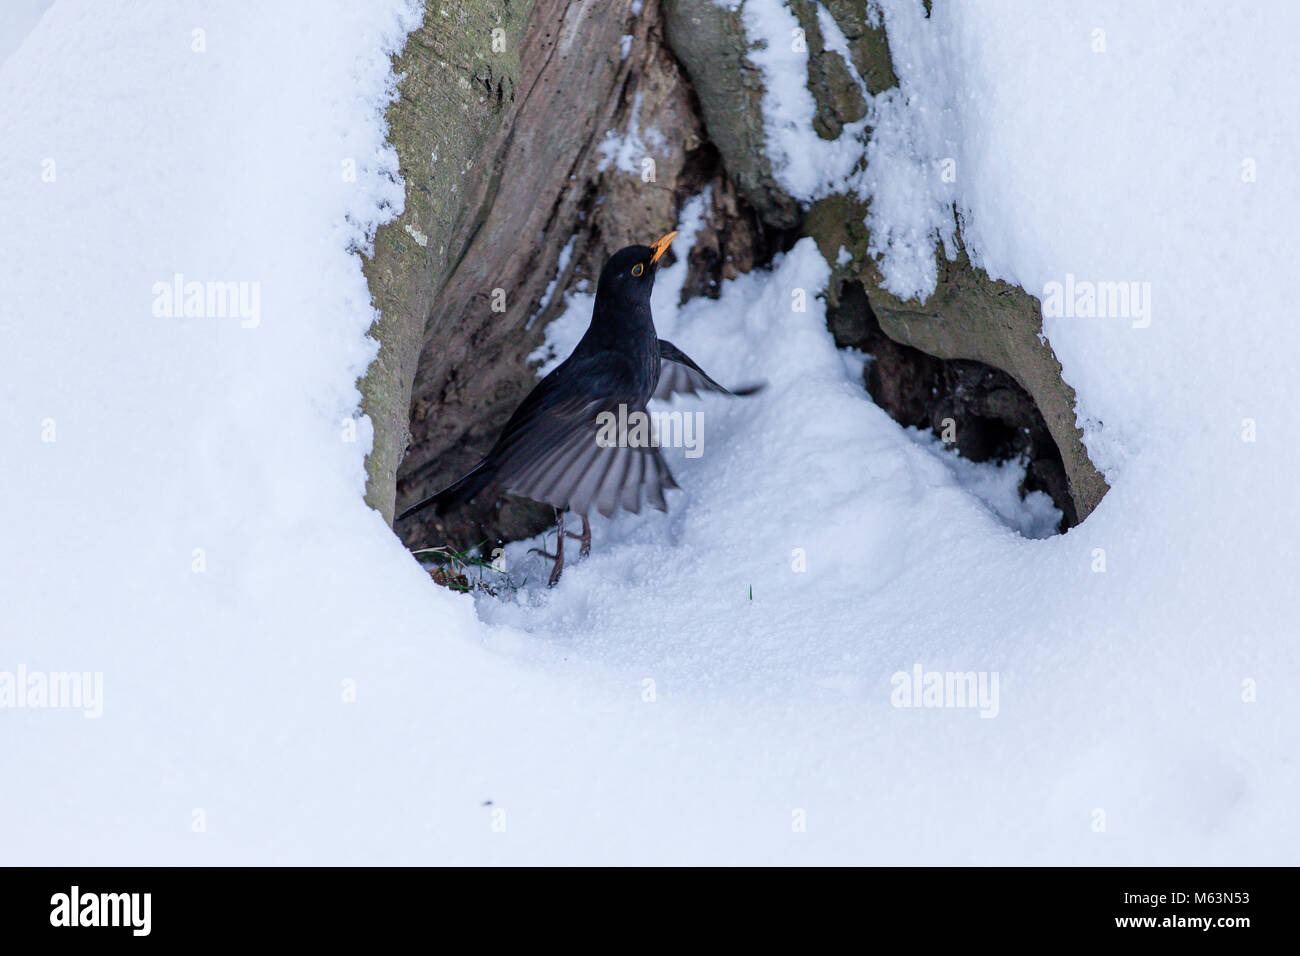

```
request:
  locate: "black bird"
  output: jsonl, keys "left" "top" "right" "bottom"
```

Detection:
{"left": 398, "top": 231, "right": 759, "bottom": 586}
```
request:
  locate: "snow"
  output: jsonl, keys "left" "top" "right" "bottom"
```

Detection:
{"left": 0, "top": 0, "right": 52, "bottom": 68}
{"left": 2, "top": 0, "right": 1297, "bottom": 865}
{"left": 596, "top": 92, "right": 667, "bottom": 176}
{"left": 856, "top": 3, "right": 965, "bottom": 300}
{"left": 907, "top": 432, "right": 1062, "bottom": 541}
{"left": 526, "top": 234, "right": 577, "bottom": 330}
{"left": 740, "top": 0, "right": 870, "bottom": 200}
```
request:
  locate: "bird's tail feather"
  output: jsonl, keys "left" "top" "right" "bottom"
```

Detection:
{"left": 396, "top": 460, "right": 495, "bottom": 521}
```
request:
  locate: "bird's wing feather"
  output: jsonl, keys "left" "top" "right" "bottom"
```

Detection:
{"left": 654, "top": 339, "right": 764, "bottom": 400}
{"left": 492, "top": 351, "right": 677, "bottom": 517}
{"left": 618, "top": 445, "right": 645, "bottom": 514}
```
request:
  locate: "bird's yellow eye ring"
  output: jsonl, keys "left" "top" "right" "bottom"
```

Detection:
{"left": 631, "top": 263, "right": 644, "bottom": 277}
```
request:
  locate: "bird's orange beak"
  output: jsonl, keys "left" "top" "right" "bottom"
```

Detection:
{"left": 648, "top": 231, "right": 678, "bottom": 265}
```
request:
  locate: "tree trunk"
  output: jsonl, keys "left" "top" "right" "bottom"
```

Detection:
{"left": 360, "top": 0, "right": 1107, "bottom": 548}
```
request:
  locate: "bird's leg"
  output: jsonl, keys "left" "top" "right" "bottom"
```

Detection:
{"left": 566, "top": 514, "right": 591, "bottom": 558}
{"left": 529, "top": 509, "right": 567, "bottom": 586}
{"left": 547, "top": 509, "right": 565, "bottom": 587}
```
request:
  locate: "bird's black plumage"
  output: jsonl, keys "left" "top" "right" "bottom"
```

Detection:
{"left": 398, "top": 235, "right": 755, "bottom": 526}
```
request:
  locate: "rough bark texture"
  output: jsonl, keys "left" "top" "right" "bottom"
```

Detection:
{"left": 360, "top": 0, "right": 533, "bottom": 525}
{"left": 361, "top": 0, "right": 1108, "bottom": 551}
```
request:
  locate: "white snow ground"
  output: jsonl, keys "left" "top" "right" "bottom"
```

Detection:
{"left": 0, "top": 0, "right": 52, "bottom": 69}
{"left": 1, "top": 1, "right": 1297, "bottom": 865}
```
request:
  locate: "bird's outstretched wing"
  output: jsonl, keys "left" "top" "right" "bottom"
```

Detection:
{"left": 654, "top": 339, "right": 764, "bottom": 400}
{"left": 488, "top": 351, "right": 678, "bottom": 518}
{"left": 399, "top": 348, "right": 683, "bottom": 522}
{"left": 497, "top": 392, "right": 678, "bottom": 518}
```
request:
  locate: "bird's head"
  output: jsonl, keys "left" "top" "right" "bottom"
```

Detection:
{"left": 596, "top": 231, "right": 677, "bottom": 301}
